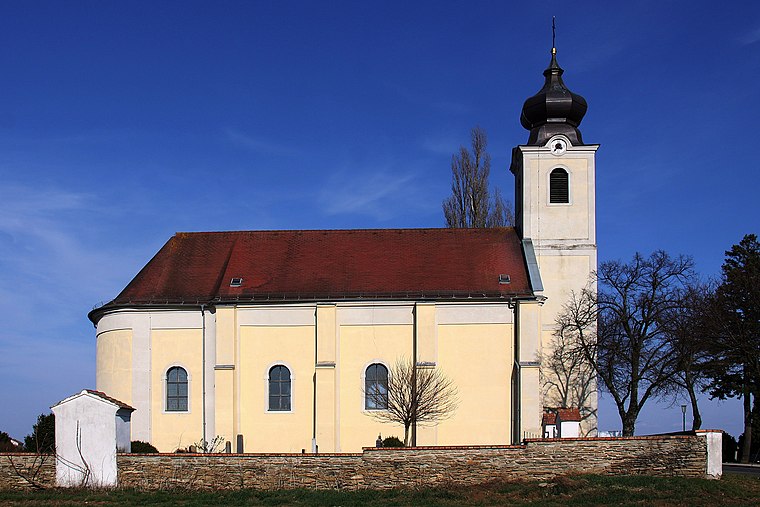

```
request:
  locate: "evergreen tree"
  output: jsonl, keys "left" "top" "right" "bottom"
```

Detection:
{"left": 24, "top": 413, "right": 55, "bottom": 453}
{"left": 702, "top": 234, "right": 760, "bottom": 463}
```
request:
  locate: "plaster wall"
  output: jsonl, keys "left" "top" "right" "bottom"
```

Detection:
{"left": 214, "top": 306, "right": 236, "bottom": 445}
{"left": 51, "top": 394, "right": 118, "bottom": 487}
{"left": 437, "top": 323, "right": 512, "bottom": 444}
{"left": 96, "top": 329, "right": 132, "bottom": 406}
{"left": 239, "top": 325, "right": 314, "bottom": 452}
{"left": 338, "top": 324, "right": 411, "bottom": 450}
{"left": 560, "top": 420, "right": 580, "bottom": 438}
{"left": 115, "top": 411, "right": 132, "bottom": 452}
{"left": 515, "top": 140, "right": 598, "bottom": 248}
{"left": 150, "top": 328, "right": 203, "bottom": 452}
{"left": 513, "top": 137, "right": 599, "bottom": 436}
{"left": 696, "top": 430, "right": 723, "bottom": 478}
{"left": 95, "top": 302, "right": 521, "bottom": 452}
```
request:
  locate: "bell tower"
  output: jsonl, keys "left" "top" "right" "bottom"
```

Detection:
{"left": 510, "top": 47, "right": 598, "bottom": 439}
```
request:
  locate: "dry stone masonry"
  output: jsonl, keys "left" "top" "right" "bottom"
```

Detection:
{"left": 0, "top": 435, "right": 713, "bottom": 491}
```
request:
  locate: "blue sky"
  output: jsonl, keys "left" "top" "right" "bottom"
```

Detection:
{"left": 0, "top": 1, "right": 757, "bottom": 440}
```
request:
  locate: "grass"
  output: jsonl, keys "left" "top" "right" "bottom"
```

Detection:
{"left": 0, "top": 474, "right": 759, "bottom": 506}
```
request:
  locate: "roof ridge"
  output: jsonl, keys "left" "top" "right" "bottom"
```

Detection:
{"left": 174, "top": 227, "right": 516, "bottom": 236}
{"left": 90, "top": 227, "right": 532, "bottom": 324}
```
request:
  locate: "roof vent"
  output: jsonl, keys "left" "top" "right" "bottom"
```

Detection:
{"left": 230, "top": 277, "right": 243, "bottom": 287}
{"left": 498, "top": 274, "right": 511, "bottom": 284}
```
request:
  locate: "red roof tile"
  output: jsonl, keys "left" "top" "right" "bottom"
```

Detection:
{"left": 557, "top": 408, "right": 582, "bottom": 422}
{"left": 542, "top": 412, "right": 557, "bottom": 425}
{"left": 85, "top": 390, "right": 135, "bottom": 411}
{"left": 93, "top": 228, "right": 532, "bottom": 317}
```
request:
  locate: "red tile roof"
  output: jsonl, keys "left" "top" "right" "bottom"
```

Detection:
{"left": 85, "top": 390, "right": 135, "bottom": 411}
{"left": 92, "top": 228, "right": 532, "bottom": 319}
{"left": 542, "top": 412, "right": 557, "bottom": 425}
{"left": 557, "top": 408, "right": 582, "bottom": 422}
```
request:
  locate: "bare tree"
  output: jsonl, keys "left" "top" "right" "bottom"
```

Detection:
{"left": 365, "top": 358, "right": 458, "bottom": 446}
{"left": 442, "top": 126, "right": 514, "bottom": 228}
{"left": 660, "top": 282, "right": 714, "bottom": 431}
{"left": 543, "top": 309, "right": 598, "bottom": 435}
{"left": 558, "top": 251, "right": 696, "bottom": 436}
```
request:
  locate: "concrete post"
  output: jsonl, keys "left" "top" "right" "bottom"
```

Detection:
{"left": 696, "top": 430, "right": 723, "bottom": 479}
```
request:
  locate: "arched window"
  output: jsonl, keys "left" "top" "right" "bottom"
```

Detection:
{"left": 549, "top": 168, "right": 569, "bottom": 204}
{"left": 365, "top": 363, "right": 389, "bottom": 410}
{"left": 166, "top": 366, "right": 188, "bottom": 412}
{"left": 268, "top": 365, "right": 291, "bottom": 411}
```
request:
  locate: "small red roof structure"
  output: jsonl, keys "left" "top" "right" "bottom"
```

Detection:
{"left": 90, "top": 228, "right": 533, "bottom": 321}
{"left": 556, "top": 408, "right": 582, "bottom": 422}
{"left": 84, "top": 390, "right": 135, "bottom": 411}
{"left": 542, "top": 412, "right": 557, "bottom": 425}
{"left": 52, "top": 389, "right": 135, "bottom": 412}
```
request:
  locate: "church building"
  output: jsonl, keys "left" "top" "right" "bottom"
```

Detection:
{"left": 89, "top": 48, "right": 598, "bottom": 453}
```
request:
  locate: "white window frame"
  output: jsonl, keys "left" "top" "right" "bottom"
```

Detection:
{"left": 264, "top": 361, "right": 295, "bottom": 414}
{"left": 361, "top": 359, "right": 390, "bottom": 413}
{"left": 162, "top": 363, "right": 191, "bottom": 414}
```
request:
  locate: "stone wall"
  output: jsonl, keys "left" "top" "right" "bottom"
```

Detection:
{"left": 0, "top": 453, "right": 55, "bottom": 490}
{"left": 116, "top": 435, "right": 708, "bottom": 490}
{"left": 0, "top": 436, "right": 710, "bottom": 490}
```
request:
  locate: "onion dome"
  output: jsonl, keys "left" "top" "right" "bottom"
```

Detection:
{"left": 520, "top": 49, "right": 588, "bottom": 146}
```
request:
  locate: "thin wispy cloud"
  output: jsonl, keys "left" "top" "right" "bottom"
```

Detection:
{"left": 225, "top": 128, "right": 298, "bottom": 156}
{"left": 0, "top": 183, "right": 146, "bottom": 330}
{"left": 738, "top": 26, "right": 760, "bottom": 45}
{"left": 385, "top": 82, "right": 471, "bottom": 115}
{"left": 318, "top": 169, "right": 423, "bottom": 221}
{"left": 431, "top": 101, "right": 472, "bottom": 115}
{"left": 569, "top": 42, "right": 625, "bottom": 73}
{"left": 421, "top": 135, "right": 462, "bottom": 156}
{"left": 0, "top": 184, "right": 90, "bottom": 217}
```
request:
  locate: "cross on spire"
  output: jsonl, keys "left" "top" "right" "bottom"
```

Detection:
{"left": 552, "top": 16, "right": 556, "bottom": 54}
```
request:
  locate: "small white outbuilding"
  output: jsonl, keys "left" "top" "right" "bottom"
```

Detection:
{"left": 542, "top": 408, "right": 582, "bottom": 439}
{"left": 51, "top": 389, "right": 134, "bottom": 487}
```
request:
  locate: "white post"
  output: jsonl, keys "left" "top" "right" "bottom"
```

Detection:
{"left": 696, "top": 430, "right": 723, "bottom": 479}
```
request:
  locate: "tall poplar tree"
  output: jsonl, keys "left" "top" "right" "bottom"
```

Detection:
{"left": 442, "top": 127, "right": 514, "bottom": 228}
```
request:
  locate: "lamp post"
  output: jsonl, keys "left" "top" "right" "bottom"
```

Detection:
{"left": 680, "top": 404, "right": 687, "bottom": 432}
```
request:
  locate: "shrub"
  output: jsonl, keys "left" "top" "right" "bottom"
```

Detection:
{"left": 130, "top": 440, "right": 159, "bottom": 453}
{"left": 23, "top": 413, "right": 54, "bottom": 453}
{"left": 0, "top": 431, "right": 23, "bottom": 452}
{"left": 382, "top": 436, "right": 404, "bottom": 447}
{"left": 723, "top": 433, "right": 738, "bottom": 463}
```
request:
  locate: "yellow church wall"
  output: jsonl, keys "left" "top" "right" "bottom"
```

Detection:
{"left": 150, "top": 328, "right": 203, "bottom": 452}
{"left": 215, "top": 306, "right": 236, "bottom": 365}
{"left": 315, "top": 305, "right": 337, "bottom": 451}
{"left": 238, "top": 325, "right": 314, "bottom": 453}
{"left": 338, "top": 324, "right": 411, "bottom": 451}
{"left": 316, "top": 305, "right": 336, "bottom": 363}
{"left": 95, "top": 329, "right": 132, "bottom": 406}
{"left": 436, "top": 323, "right": 512, "bottom": 445}
{"left": 537, "top": 253, "right": 595, "bottom": 328}
{"left": 214, "top": 306, "right": 237, "bottom": 446}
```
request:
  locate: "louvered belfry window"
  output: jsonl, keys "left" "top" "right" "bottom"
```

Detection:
{"left": 550, "top": 168, "right": 569, "bottom": 204}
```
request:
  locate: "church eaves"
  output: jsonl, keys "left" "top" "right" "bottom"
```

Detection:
{"left": 89, "top": 227, "right": 533, "bottom": 322}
